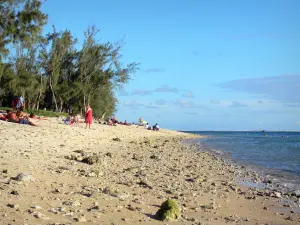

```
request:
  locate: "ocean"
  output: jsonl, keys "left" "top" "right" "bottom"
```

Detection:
{"left": 185, "top": 131, "right": 300, "bottom": 189}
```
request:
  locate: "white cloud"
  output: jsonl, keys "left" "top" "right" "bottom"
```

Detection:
{"left": 220, "top": 74, "right": 300, "bottom": 103}
{"left": 173, "top": 99, "right": 203, "bottom": 109}
{"left": 229, "top": 101, "right": 247, "bottom": 108}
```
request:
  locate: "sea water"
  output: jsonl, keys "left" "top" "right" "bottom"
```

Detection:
{"left": 185, "top": 131, "right": 300, "bottom": 190}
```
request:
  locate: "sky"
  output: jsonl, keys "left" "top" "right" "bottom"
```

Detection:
{"left": 42, "top": 0, "right": 300, "bottom": 131}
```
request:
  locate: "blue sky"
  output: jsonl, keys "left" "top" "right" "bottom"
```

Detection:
{"left": 42, "top": 0, "right": 300, "bottom": 131}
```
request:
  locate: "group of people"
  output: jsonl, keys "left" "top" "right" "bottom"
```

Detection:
{"left": 102, "top": 116, "right": 160, "bottom": 131}
{"left": 0, "top": 96, "right": 42, "bottom": 126}
{"left": 105, "top": 117, "right": 130, "bottom": 126}
{"left": 0, "top": 109, "right": 40, "bottom": 126}
{"left": 138, "top": 117, "right": 160, "bottom": 131}
{"left": 1, "top": 98, "right": 161, "bottom": 131}
{"left": 64, "top": 113, "right": 80, "bottom": 126}
{"left": 64, "top": 104, "right": 93, "bottom": 129}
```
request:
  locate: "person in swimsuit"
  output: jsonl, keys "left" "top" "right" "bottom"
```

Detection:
{"left": 85, "top": 104, "right": 93, "bottom": 129}
{"left": 29, "top": 113, "right": 48, "bottom": 120}
{"left": 17, "top": 111, "right": 37, "bottom": 126}
{"left": 6, "top": 111, "right": 19, "bottom": 123}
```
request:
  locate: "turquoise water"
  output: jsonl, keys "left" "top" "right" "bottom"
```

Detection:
{"left": 185, "top": 131, "right": 300, "bottom": 177}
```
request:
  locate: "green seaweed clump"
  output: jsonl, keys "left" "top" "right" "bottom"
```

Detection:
{"left": 156, "top": 199, "right": 181, "bottom": 221}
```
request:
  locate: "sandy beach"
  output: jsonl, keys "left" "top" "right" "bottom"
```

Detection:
{"left": 0, "top": 119, "right": 299, "bottom": 225}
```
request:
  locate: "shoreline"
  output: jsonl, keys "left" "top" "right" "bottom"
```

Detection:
{"left": 0, "top": 120, "right": 299, "bottom": 224}
{"left": 183, "top": 138, "right": 300, "bottom": 213}
{"left": 185, "top": 133, "right": 300, "bottom": 188}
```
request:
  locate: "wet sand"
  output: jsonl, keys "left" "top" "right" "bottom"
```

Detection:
{"left": 0, "top": 118, "right": 299, "bottom": 224}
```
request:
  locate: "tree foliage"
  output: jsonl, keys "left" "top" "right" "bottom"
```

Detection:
{"left": 0, "top": 0, "right": 138, "bottom": 118}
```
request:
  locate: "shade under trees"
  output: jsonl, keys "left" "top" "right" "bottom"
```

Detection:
{"left": 0, "top": 0, "right": 138, "bottom": 118}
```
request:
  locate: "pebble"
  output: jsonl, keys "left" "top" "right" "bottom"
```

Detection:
{"left": 7, "top": 203, "right": 19, "bottom": 209}
{"left": 63, "top": 200, "right": 81, "bottom": 206}
{"left": 31, "top": 205, "right": 42, "bottom": 209}
{"left": 285, "top": 216, "right": 294, "bottom": 221}
{"left": 15, "top": 173, "right": 34, "bottom": 182}
{"left": 33, "top": 212, "right": 50, "bottom": 220}
{"left": 75, "top": 215, "right": 87, "bottom": 222}
{"left": 64, "top": 212, "right": 74, "bottom": 216}
{"left": 274, "top": 192, "right": 281, "bottom": 198}
{"left": 10, "top": 190, "right": 19, "bottom": 195}
{"left": 293, "top": 190, "right": 300, "bottom": 197}
{"left": 72, "top": 200, "right": 81, "bottom": 206}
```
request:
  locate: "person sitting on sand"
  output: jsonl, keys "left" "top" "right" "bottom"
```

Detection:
{"left": 73, "top": 114, "right": 80, "bottom": 126}
{"left": 64, "top": 113, "right": 75, "bottom": 125}
{"left": 16, "top": 109, "right": 25, "bottom": 118}
{"left": 0, "top": 114, "right": 6, "bottom": 121}
{"left": 85, "top": 104, "right": 93, "bottom": 129}
{"left": 137, "top": 117, "right": 147, "bottom": 128}
{"left": 69, "top": 113, "right": 75, "bottom": 125}
{"left": 0, "top": 110, "right": 9, "bottom": 121}
{"left": 153, "top": 123, "right": 159, "bottom": 131}
{"left": 64, "top": 115, "right": 71, "bottom": 125}
{"left": 139, "top": 117, "right": 143, "bottom": 125}
{"left": 112, "top": 116, "right": 119, "bottom": 124}
{"left": 144, "top": 122, "right": 149, "bottom": 129}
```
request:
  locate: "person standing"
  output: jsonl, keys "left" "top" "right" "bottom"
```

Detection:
{"left": 85, "top": 105, "right": 93, "bottom": 129}
{"left": 12, "top": 96, "right": 18, "bottom": 110}
{"left": 17, "top": 96, "right": 25, "bottom": 110}
{"left": 12, "top": 96, "right": 25, "bottom": 111}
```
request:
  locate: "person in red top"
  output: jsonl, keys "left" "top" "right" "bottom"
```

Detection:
{"left": 85, "top": 104, "right": 93, "bottom": 129}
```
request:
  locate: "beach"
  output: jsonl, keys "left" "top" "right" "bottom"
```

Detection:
{"left": 0, "top": 119, "right": 299, "bottom": 225}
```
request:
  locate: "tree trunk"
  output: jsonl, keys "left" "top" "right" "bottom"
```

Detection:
{"left": 22, "top": 91, "right": 26, "bottom": 109}
{"left": 87, "top": 92, "right": 91, "bottom": 105}
{"left": 101, "top": 111, "right": 106, "bottom": 121}
{"left": 36, "top": 92, "right": 41, "bottom": 110}
{"left": 36, "top": 76, "right": 43, "bottom": 110}
{"left": 83, "top": 93, "right": 86, "bottom": 109}
{"left": 49, "top": 78, "right": 58, "bottom": 111}
{"left": 59, "top": 96, "right": 63, "bottom": 113}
